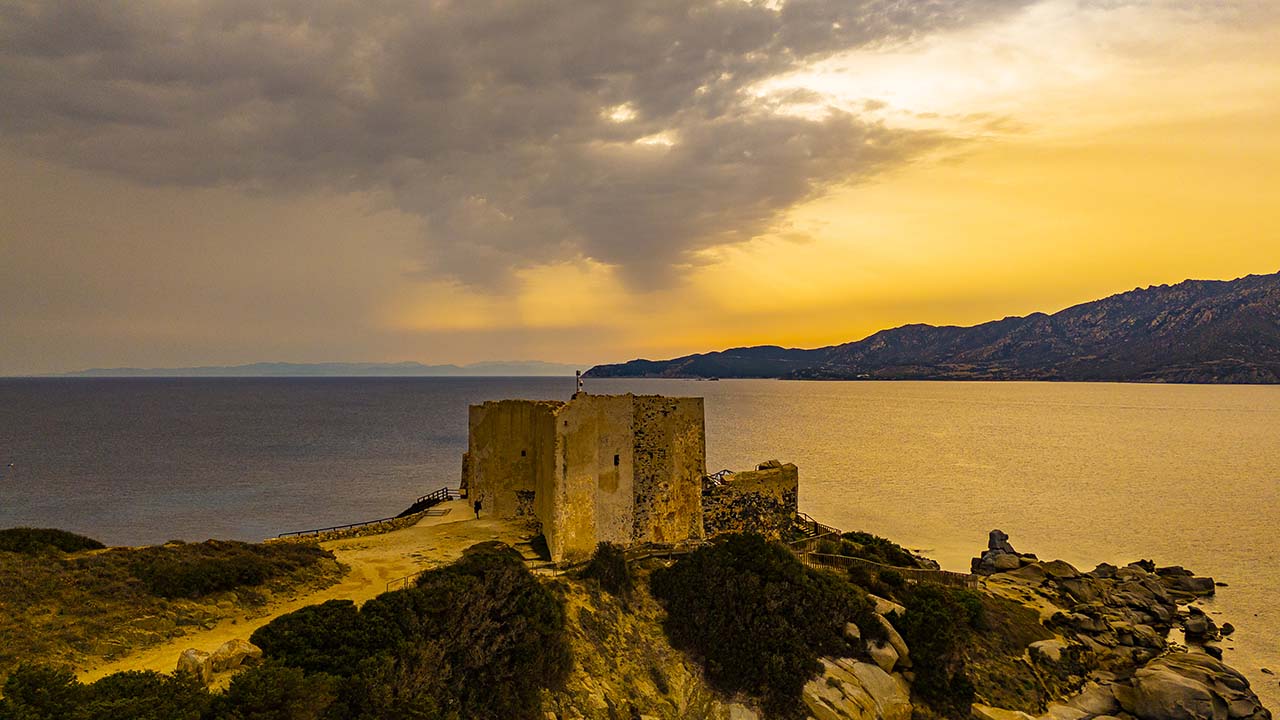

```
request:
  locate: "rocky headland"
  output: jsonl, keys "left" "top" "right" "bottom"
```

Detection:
{"left": 972, "top": 530, "right": 1268, "bottom": 720}
{"left": 0, "top": 520, "right": 1271, "bottom": 720}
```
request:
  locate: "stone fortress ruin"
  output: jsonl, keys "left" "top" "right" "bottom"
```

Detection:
{"left": 461, "top": 391, "right": 798, "bottom": 562}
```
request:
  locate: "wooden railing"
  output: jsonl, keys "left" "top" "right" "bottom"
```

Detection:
{"left": 788, "top": 513, "right": 979, "bottom": 589}
{"left": 396, "top": 487, "right": 462, "bottom": 518}
{"left": 799, "top": 552, "right": 978, "bottom": 589}
{"left": 278, "top": 486, "right": 460, "bottom": 538}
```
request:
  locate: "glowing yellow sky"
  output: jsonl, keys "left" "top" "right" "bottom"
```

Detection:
{"left": 1, "top": 0, "right": 1278, "bottom": 373}
{"left": 383, "top": 1, "right": 1280, "bottom": 365}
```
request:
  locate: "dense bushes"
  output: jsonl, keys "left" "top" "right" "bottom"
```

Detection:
{"left": 580, "top": 542, "right": 633, "bottom": 599}
{"left": 0, "top": 528, "right": 104, "bottom": 555}
{"left": 4, "top": 541, "right": 569, "bottom": 720}
{"left": 0, "top": 665, "right": 209, "bottom": 720}
{"left": 211, "top": 662, "right": 337, "bottom": 720}
{"left": 125, "top": 540, "right": 332, "bottom": 599}
{"left": 249, "top": 541, "right": 571, "bottom": 719}
{"left": 890, "top": 584, "right": 987, "bottom": 718}
{"left": 248, "top": 600, "right": 369, "bottom": 676}
{"left": 650, "top": 534, "right": 858, "bottom": 718}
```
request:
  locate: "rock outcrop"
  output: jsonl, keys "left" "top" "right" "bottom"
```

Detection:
{"left": 176, "top": 638, "right": 263, "bottom": 686}
{"left": 210, "top": 638, "right": 263, "bottom": 673}
{"left": 803, "top": 658, "right": 912, "bottom": 720}
{"left": 1114, "top": 652, "right": 1270, "bottom": 720}
{"left": 978, "top": 532, "right": 1268, "bottom": 720}
{"left": 176, "top": 648, "right": 213, "bottom": 685}
{"left": 972, "top": 529, "right": 1040, "bottom": 575}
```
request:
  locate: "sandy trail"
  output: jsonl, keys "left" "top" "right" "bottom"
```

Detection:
{"left": 78, "top": 501, "right": 532, "bottom": 683}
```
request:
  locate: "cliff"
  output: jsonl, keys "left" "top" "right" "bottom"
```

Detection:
{"left": 586, "top": 271, "right": 1280, "bottom": 383}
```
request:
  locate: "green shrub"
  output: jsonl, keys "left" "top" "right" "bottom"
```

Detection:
{"left": 837, "top": 532, "right": 920, "bottom": 568}
{"left": 816, "top": 538, "right": 841, "bottom": 555}
{"left": 0, "top": 528, "right": 104, "bottom": 555}
{"left": 251, "top": 541, "right": 570, "bottom": 720}
{"left": 125, "top": 540, "right": 331, "bottom": 599}
{"left": 0, "top": 665, "right": 209, "bottom": 720}
{"left": 878, "top": 569, "right": 905, "bottom": 588}
{"left": 650, "top": 534, "right": 856, "bottom": 718}
{"left": 891, "top": 585, "right": 987, "bottom": 718}
{"left": 0, "top": 663, "right": 82, "bottom": 720}
{"left": 78, "top": 670, "right": 209, "bottom": 720}
{"left": 581, "top": 542, "right": 633, "bottom": 599}
{"left": 405, "top": 542, "right": 571, "bottom": 719}
{"left": 210, "top": 662, "right": 337, "bottom": 720}
{"left": 331, "top": 644, "right": 451, "bottom": 720}
{"left": 846, "top": 563, "right": 873, "bottom": 587}
{"left": 250, "top": 600, "right": 370, "bottom": 677}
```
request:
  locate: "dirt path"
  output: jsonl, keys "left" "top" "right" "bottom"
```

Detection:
{"left": 78, "top": 501, "right": 532, "bottom": 683}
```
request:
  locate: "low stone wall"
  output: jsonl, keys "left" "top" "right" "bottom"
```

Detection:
{"left": 268, "top": 508, "right": 439, "bottom": 545}
{"left": 702, "top": 460, "right": 799, "bottom": 540}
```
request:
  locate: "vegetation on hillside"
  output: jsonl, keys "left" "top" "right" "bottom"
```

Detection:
{"left": 1, "top": 542, "right": 571, "bottom": 720}
{"left": 888, "top": 584, "right": 984, "bottom": 718}
{"left": 251, "top": 540, "right": 571, "bottom": 719}
{"left": 650, "top": 533, "right": 877, "bottom": 718}
{"left": 0, "top": 525, "right": 1088, "bottom": 720}
{"left": 0, "top": 534, "right": 344, "bottom": 681}
{"left": 0, "top": 528, "right": 105, "bottom": 555}
{"left": 580, "top": 541, "right": 634, "bottom": 600}
{"left": 0, "top": 664, "right": 210, "bottom": 720}
{"left": 871, "top": 581, "right": 1069, "bottom": 719}
{"left": 835, "top": 531, "right": 927, "bottom": 568}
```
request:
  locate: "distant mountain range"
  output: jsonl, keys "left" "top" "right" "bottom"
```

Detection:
{"left": 59, "top": 361, "right": 581, "bottom": 377}
{"left": 586, "top": 271, "right": 1280, "bottom": 384}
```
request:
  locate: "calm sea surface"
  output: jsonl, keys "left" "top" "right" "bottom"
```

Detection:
{"left": 1, "top": 377, "right": 1276, "bottom": 707}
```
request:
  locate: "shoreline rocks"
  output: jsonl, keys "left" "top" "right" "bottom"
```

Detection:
{"left": 972, "top": 529, "right": 1041, "bottom": 575}
{"left": 975, "top": 531, "right": 1269, "bottom": 720}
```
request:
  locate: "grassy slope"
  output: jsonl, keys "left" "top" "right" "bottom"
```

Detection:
{"left": 0, "top": 540, "right": 346, "bottom": 681}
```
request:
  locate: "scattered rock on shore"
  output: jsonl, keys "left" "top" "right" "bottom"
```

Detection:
{"left": 1113, "top": 652, "right": 1270, "bottom": 720}
{"left": 972, "top": 529, "right": 1040, "bottom": 575}
{"left": 210, "top": 638, "right": 263, "bottom": 673}
{"left": 176, "top": 648, "right": 212, "bottom": 685}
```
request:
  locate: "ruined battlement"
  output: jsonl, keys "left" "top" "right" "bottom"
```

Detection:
{"left": 702, "top": 460, "right": 799, "bottom": 541}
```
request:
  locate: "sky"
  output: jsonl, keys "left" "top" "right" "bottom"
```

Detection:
{"left": 1, "top": 0, "right": 1278, "bottom": 375}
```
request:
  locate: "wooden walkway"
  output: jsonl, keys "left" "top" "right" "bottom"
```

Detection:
{"left": 787, "top": 513, "right": 979, "bottom": 589}
{"left": 277, "top": 487, "right": 461, "bottom": 539}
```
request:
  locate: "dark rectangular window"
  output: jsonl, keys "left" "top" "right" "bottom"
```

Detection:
{"left": 613, "top": 454, "right": 620, "bottom": 466}
{"left": 521, "top": 449, "right": 527, "bottom": 457}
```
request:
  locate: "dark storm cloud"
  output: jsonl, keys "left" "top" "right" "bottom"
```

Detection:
{"left": 0, "top": 0, "right": 1033, "bottom": 284}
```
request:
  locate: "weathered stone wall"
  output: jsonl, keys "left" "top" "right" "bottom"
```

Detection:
{"left": 630, "top": 395, "right": 706, "bottom": 546}
{"left": 702, "top": 460, "right": 798, "bottom": 540}
{"left": 466, "top": 393, "right": 707, "bottom": 563}
{"left": 541, "top": 394, "right": 637, "bottom": 562}
{"left": 466, "top": 399, "right": 560, "bottom": 518}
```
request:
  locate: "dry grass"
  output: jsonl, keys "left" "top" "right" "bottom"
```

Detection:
{"left": 0, "top": 540, "right": 345, "bottom": 682}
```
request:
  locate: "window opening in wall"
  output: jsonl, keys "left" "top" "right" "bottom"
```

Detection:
{"left": 614, "top": 454, "right": 620, "bottom": 466}
{"left": 521, "top": 449, "right": 527, "bottom": 457}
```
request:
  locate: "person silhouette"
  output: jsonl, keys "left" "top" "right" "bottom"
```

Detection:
{"left": 473, "top": 497, "right": 482, "bottom": 519}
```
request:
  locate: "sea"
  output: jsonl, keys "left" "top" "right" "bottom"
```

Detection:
{"left": 1, "top": 377, "right": 1276, "bottom": 708}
